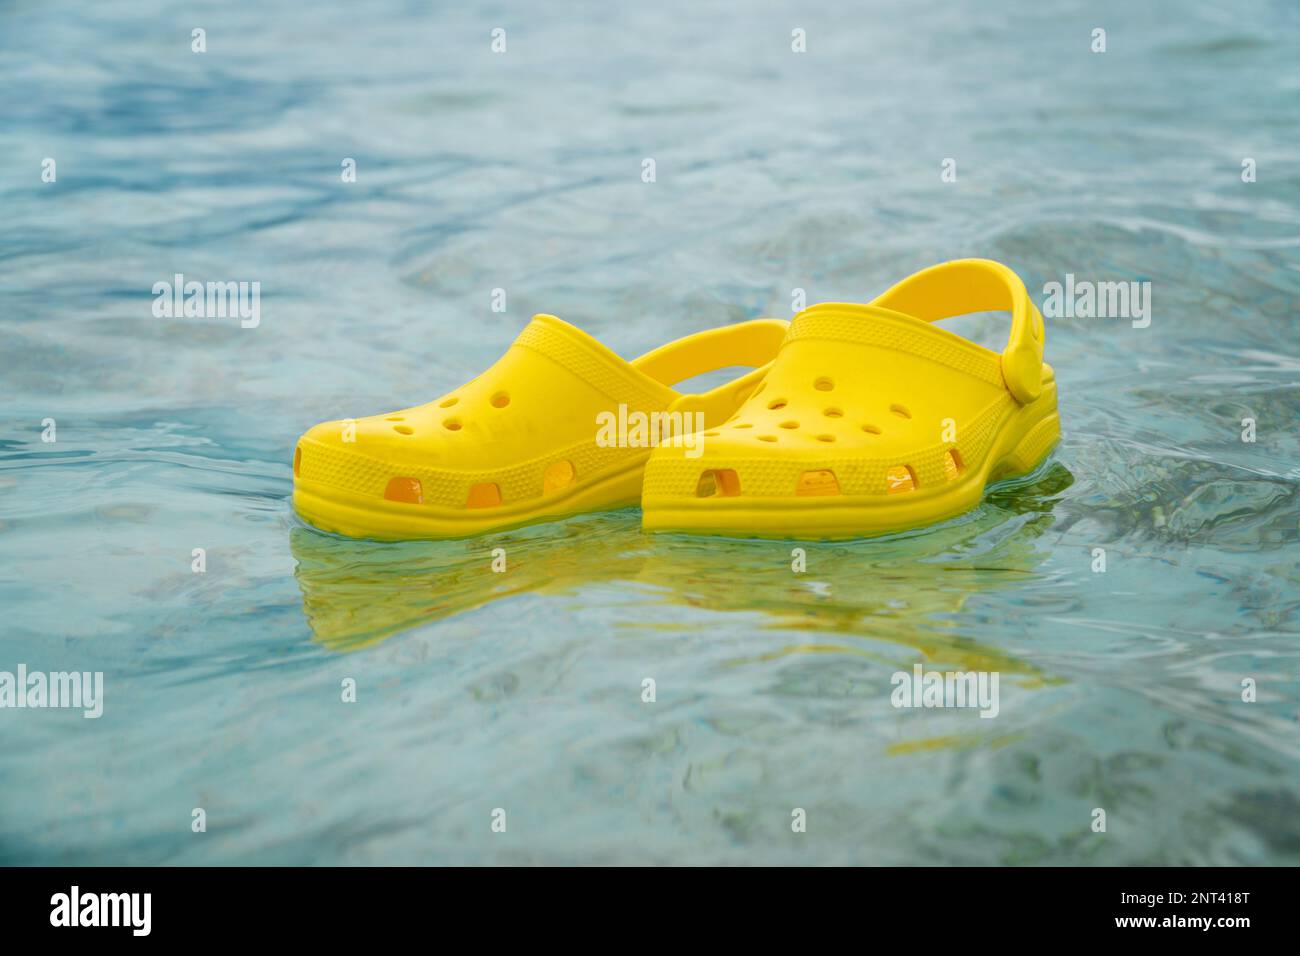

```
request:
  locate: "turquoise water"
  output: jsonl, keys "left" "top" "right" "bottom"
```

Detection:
{"left": 3, "top": 0, "right": 1299, "bottom": 864}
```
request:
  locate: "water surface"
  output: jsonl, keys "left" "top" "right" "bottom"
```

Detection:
{"left": 2, "top": 0, "right": 1298, "bottom": 864}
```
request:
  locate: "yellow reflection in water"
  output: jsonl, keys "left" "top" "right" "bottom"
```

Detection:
{"left": 290, "top": 465, "right": 1073, "bottom": 685}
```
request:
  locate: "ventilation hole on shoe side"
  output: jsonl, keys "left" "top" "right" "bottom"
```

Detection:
{"left": 293, "top": 446, "right": 302, "bottom": 476}
{"left": 944, "top": 449, "right": 963, "bottom": 481}
{"left": 393, "top": 425, "right": 414, "bottom": 435}
{"left": 543, "top": 460, "right": 575, "bottom": 494}
{"left": 823, "top": 407, "right": 843, "bottom": 418}
{"left": 796, "top": 469, "right": 841, "bottom": 497}
{"left": 443, "top": 418, "right": 462, "bottom": 431}
{"left": 734, "top": 423, "right": 753, "bottom": 429}
{"left": 862, "top": 424, "right": 882, "bottom": 435}
{"left": 696, "top": 468, "right": 741, "bottom": 498}
{"left": 440, "top": 397, "right": 458, "bottom": 408}
{"left": 814, "top": 376, "right": 834, "bottom": 391}
{"left": 703, "top": 430, "right": 719, "bottom": 437}
{"left": 767, "top": 398, "right": 788, "bottom": 410}
{"left": 890, "top": 403, "right": 911, "bottom": 419}
{"left": 779, "top": 421, "right": 799, "bottom": 430}
{"left": 886, "top": 464, "right": 917, "bottom": 493}
{"left": 385, "top": 416, "right": 404, "bottom": 422}
{"left": 814, "top": 434, "right": 836, "bottom": 443}
{"left": 466, "top": 482, "right": 502, "bottom": 508}
{"left": 490, "top": 391, "right": 510, "bottom": 408}
{"left": 384, "top": 477, "right": 423, "bottom": 504}
{"left": 758, "top": 435, "right": 778, "bottom": 442}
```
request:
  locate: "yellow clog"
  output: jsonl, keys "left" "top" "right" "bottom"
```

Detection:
{"left": 641, "top": 259, "right": 1060, "bottom": 539}
{"left": 293, "top": 314, "right": 788, "bottom": 539}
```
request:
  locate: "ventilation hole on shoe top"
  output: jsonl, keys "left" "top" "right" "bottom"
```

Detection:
{"left": 543, "top": 460, "right": 575, "bottom": 494}
{"left": 890, "top": 403, "right": 911, "bottom": 419}
{"left": 796, "top": 469, "right": 840, "bottom": 497}
{"left": 384, "top": 477, "right": 423, "bottom": 504}
{"left": 393, "top": 425, "right": 414, "bottom": 435}
{"left": 385, "top": 416, "right": 404, "bottom": 422}
{"left": 887, "top": 464, "right": 917, "bottom": 493}
{"left": 779, "top": 421, "right": 799, "bottom": 430}
{"left": 823, "top": 407, "right": 843, "bottom": 418}
{"left": 696, "top": 469, "right": 741, "bottom": 498}
{"left": 293, "top": 446, "right": 302, "bottom": 476}
{"left": 443, "top": 419, "right": 462, "bottom": 431}
{"left": 466, "top": 482, "right": 501, "bottom": 508}
{"left": 490, "top": 391, "right": 510, "bottom": 408}
{"left": 814, "top": 434, "right": 836, "bottom": 443}
{"left": 944, "top": 449, "right": 963, "bottom": 481}
{"left": 440, "top": 397, "right": 458, "bottom": 408}
{"left": 758, "top": 435, "right": 777, "bottom": 442}
{"left": 734, "top": 423, "right": 753, "bottom": 429}
{"left": 862, "top": 423, "right": 882, "bottom": 435}
{"left": 814, "top": 376, "right": 834, "bottom": 391}
{"left": 767, "top": 398, "right": 787, "bottom": 410}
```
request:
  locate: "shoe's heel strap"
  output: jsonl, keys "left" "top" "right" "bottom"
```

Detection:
{"left": 870, "top": 259, "right": 1044, "bottom": 404}
{"left": 633, "top": 318, "right": 789, "bottom": 424}
{"left": 632, "top": 318, "right": 789, "bottom": 388}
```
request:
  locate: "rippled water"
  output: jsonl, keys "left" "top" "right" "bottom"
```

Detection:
{"left": 3, "top": 0, "right": 1299, "bottom": 864}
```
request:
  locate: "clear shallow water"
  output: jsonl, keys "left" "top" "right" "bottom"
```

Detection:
{"left": 2, "top": 0, "right": 1299, "bottom": 864}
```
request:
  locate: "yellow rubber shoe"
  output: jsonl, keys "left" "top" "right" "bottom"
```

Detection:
{"left": 641, "top": 259, "right": 1061, "bottom": 539}
{"left": 293, "top": 314, "right": 788, "bottom": 539}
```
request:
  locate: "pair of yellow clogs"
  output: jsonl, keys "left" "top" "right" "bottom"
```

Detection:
{"left": 292, "top": 259, "right": 1060, "bottom": 541}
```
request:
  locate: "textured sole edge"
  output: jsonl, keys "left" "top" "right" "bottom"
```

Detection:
{"left": 294, "top": 458, "right": 647, "bottom": 540}
{"left": 641, "top": 402, "right": 1061, "bottom": 541}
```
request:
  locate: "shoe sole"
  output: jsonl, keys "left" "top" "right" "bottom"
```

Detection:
{"left": 294, "top": 456, "right": 648, "bottom": 540}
